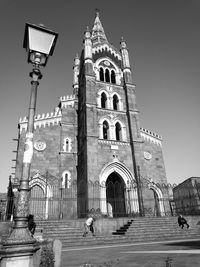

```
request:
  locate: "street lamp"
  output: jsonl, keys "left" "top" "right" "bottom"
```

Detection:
{"left": 1, "top": 23, "right": 58, "bottom": 266}
{"left": 23, "top": 23, "right": 58, "bottom": 66}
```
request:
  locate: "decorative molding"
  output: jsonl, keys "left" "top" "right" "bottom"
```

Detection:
{"left": 140, "top": 127, "right": 162, "bottom": 146}
{"left": 59, "top": 94, "right": 76, "bottom": 109}
{"left": 106, "top": 85, "right": 113, "bottom": 91}
{"left": 140, "top": 127, "right": 162, "bottom": 139}
{"left": 30, "top": 172, "right": 53, "bottom": 198}
{"left": 19, "top": 108, "right": 62, "bottom": 132}
{"left": 19, "top": 94, "right": 76, "bottom": 132}
{"left": 107, "top": 113, "right": 117, "bottom": 120}
{"left": 98, "top": 139, "right": 129, "bottom": 146}
{"left": 97, "top": 108, "right": 126, "bottom": 115}
{"left": 92, "top": 44, "right": 121, "bottom": 60}
{"left": 59, "top": 95, "right": 76, "bottom": 101}
{"left": 111, "top": 144, "right": 119, "bottom": 150}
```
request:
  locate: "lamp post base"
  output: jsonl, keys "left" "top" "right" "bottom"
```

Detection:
{"left": 0, "top": 228, "right": 39, "bottom": 267}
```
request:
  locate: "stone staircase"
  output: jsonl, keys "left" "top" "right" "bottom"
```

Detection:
{"left": 36, "top": 216, "right": 200, "bottom": 248}
{"left": 112, "top": 219, "right": 134, "bottom": 235}
{"left": 113, "top": 216, "right": 200, "bottom": 242}
{"left": 36, "top": 219, "right": 128, "bottom": 248}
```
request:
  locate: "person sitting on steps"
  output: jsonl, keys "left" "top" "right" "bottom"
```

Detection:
{"left": 178, "top": 214, "right": 189, "bottom": 229}
{"left": 28, "top": 214, "right": 36, "bottom": 236}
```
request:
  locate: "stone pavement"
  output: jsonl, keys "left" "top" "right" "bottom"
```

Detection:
{"left": 61, "top": 238, "right": 200, "bottom": 267}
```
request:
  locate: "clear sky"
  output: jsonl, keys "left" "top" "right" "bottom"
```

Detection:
{"left": 0, "top": 0, "right": 200, "bottom": 192}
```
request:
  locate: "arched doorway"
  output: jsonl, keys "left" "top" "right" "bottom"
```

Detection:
{"left": 106, "top": 172, "right": 126, "bottom": 217}
{"left": 142, "top": 183, "right": 164, "bottom": 216}
{"left": 152, "top": 189, "right": 161, "bottom": 216}
{"left": 29, "top": 185, "right": 46, "bottom": 219}
{"left": 99, "top": 160, "right": 139, "bottom": 216}
{"left": 29, "top": 172, "right": 53, "bottom": 219}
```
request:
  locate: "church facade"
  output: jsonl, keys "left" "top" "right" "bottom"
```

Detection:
{"left": 13, "top": 12, "right": 170, "bottom": 219}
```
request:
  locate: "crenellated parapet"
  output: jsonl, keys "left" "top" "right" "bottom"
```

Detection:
{"left": 59, "top": 94, "right": 76, "bottom": 109}
{"left": 92, "top": 44, "right": 121, "bottom": 61}
{"left": 19, "top": 107, "right": 62, "bottom": 133}
{"left": 140, "top": 127, "right": 162, "bottom": 146}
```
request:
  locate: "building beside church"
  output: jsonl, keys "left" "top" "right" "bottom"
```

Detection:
{"left": 12, "top": 12, "right": 170, "bottom": 219}
{"left": 173, "top": 177, "right": 200, "bottom": 215}
{"left": 0, "top": 193, "right": 7, "bottom": 221}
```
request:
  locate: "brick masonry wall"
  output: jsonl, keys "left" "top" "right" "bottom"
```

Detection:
{"left": 140, "top": 140, "right": 167, "bottom": 185}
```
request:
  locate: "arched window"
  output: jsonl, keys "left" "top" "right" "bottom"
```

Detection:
{"left": 101, "top": 92, "right": 107, "bottom": 108}
{"left": 111, "top": 70, "right": 116, "bottom": 84}
{"left": 62, "top": 171, "right": 71, "bottom": 189}
{"left": 105, "top": 69, "right": 110, "bottom": 83}
{"left": 100, "top": 67, "right": 104, "bottom": 82}
{"left": 103, "top": 121, "right": 109, "bottom": 140}
{"left": 115, "top": 122, "right": 122, "bottom": 141}
{"left": 65, "top": 173, "right": 69, "bottom": 188}
{"left": 63, "top": 138, "right": 71, "bottom": 152}
{"left": 113, "top": 94, "right": 119, "bottom": 110}
{"left": 65, "top": 139, "right": 69, "bottom": 151}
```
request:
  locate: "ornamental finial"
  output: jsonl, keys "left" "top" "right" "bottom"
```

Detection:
{"left": 95, "top": 8, "right": 100, "bottom": 17}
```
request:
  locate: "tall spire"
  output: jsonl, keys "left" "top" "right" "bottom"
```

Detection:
{"left": 91, "top": 9, "right": 108, "bottom": 45}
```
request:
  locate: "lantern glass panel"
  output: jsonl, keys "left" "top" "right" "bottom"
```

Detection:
{"left": 28, "top": 27, "right": 56, "bottom": 55}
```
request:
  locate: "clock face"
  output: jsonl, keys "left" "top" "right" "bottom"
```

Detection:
{"left": 34, "top": 140, "right": 46, "bottom": 151}
{"left": 144, "top": 151, "right": 152, "bottom": 160}
{"left": 104, "top": 60, "right": 110, "bottom": 66}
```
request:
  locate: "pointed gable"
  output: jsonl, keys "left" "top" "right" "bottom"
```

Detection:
{"left": 91, "top": 11, "right": 108, "bottom": 45}
{"left": 91, "top": 11, "right": 121, "bottom": 64}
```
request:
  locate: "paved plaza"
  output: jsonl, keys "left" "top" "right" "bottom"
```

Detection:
{"left": 61, "top": 239, "right": 200, "bottom": 267}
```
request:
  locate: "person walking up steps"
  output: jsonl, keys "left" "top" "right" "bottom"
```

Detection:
{"left": 83, "top": 216, "right": 96, "bottom": 237}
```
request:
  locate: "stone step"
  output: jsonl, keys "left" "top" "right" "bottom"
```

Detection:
{"left": 127, "top": 230, "right": 197, "bottom": 238}
{"left": 46, "top": 234, "right": 123, "bottom": 241}
{"left": 60, "top": 234, "right": 199, "bottom": 248}
{"left": 51, "top": 229, "right": 196, "bottom": 240}
{"left": 127, "top": 225, "right": 193, "bottom": 231}
{"left": 43, "top": 228, "right": 82, "bottom": 232}
{"left": 37, "top": 216, "right": 200, "bottom": 248}
{"left": 43, "top": 229, "right": 198, "bottom": 246}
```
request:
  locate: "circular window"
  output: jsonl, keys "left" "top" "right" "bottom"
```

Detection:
{"left": 34, "top": 140, "right": 46, "bottom": 151}
{"left": 144, "top": 151, "right": 152, "bottom": 160}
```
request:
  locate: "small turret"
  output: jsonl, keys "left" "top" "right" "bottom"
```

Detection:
{"left": 84, "top": 26, "right": 92, "bottom": 61}
{"left": 83, "top": 26, "right": 93, "bottom": 75}
{"left": 73, "top": 54, "right": 80, "bottom": 95}
{"left": 120, "top": 37, "right": 132, "bottom": 84}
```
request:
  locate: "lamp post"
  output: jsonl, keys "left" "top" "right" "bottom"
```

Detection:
{"left": 126, "top": 180, "right": 131, "bottom": 216}
{"left": 59, "top": 178, "right": 64, "bottom": 219}
{"left": 1, "top": 23, "right": 58, "bottom": 267}
{"left": 137, "top": 166, "right": 144, "bottom": 216}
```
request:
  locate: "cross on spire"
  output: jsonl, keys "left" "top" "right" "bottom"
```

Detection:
{"left": 95, "top": 8, "right": 100, "bottom": 17}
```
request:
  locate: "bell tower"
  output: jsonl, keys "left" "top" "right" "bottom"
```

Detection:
{"left": 77, "top": 11, "right": 143, "bottom": 217}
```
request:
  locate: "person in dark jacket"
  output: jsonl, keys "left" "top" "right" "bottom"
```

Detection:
{"left": 28, "top": 214, "right": 36, "bottom": 236}
{"left": 178, "top": 214, "right": 189, "bottom": 229}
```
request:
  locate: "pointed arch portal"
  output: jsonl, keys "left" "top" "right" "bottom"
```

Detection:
{"left": 29, "top": 173, "right": 53, "bottom": 219}
{"left": 99, "top": 161, "right": 139, "bottom": 217}
{"left": 106, "top": 172, "right": 126, "bottom": 217}
{"left": 148, "top": 182, "right": 165, "bottom": 216}
{"left": 99, "top": 161, "right": 165, "bottom": 217}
